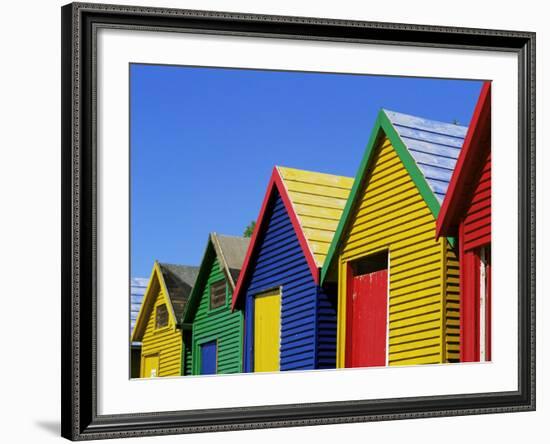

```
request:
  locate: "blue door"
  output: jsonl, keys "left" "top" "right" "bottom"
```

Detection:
{"left": 200, "top": 341, "right": 217, "bottom": 375}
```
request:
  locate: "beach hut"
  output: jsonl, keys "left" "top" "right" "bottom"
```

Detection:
{"left": 130, "top": 277, "right": 148, "bottom": 378}
{"left": 436, "top": 82, "right": 491, "bottom": 362}
{"left": 180, "top": 233, "right": 250, "bottom": 375}
{"left": 321, "top": 109, "right": 469, "bottom": 368}
{"left": 131, "top": 261, "right": 199, "bottom": 377}
{"left": 231, "top": 166, "right": 353, "bottom": 372}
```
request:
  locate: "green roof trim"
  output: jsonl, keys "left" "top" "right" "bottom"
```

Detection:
{"left": 320, "top": 109, "right": 455, "bottom": 284}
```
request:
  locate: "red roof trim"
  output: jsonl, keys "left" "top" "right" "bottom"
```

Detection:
{"left": 231, "top": 167, "right": 319, "bottom": 311}
{"left": 436, "top": 81, "right": 491, "bottom": 238}
{"left": 231, "top": 170, "right": 276, "bottom": 310}
{"left": 274, "top": 168, "right": 320, "bottom": 283}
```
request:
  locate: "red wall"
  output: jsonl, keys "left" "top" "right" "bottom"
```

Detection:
{"left": 460, "top": 148, "right": 491, "bottom": 362}
{"left": 462, "top": 150, "right": 491, "bottom": 252}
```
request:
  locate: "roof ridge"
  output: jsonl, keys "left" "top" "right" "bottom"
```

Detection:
{"left": 215, "top": 233, "right": 248, "bottom": 240}
{"left": 277, "top": 165, "right": 353, "bottom": 268}
{"left": 382, "top": 108, "right": 469, "bottom": 130}
{"left": 158, "top": 261, "right": 197, "bottom": 268}
{"left": 231, "top": 167, "right": 321, "bottom": 310}
{"left": 276, "top": 165, "right": 353, "bottom": 180}
{"left": 210, "top": 232, "right": 235, "bottom": 288}
{"left": 436, "top": 81, "right": 491, "bottom": 238}
{"left": 321, "top": 108, "right": 462, "bottom": 284}
{"left": 275, "top": 167, "right": 309, "bottom": 249}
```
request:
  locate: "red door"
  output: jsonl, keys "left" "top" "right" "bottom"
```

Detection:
{"left": 346, "top": 269, "right": 388, "bottom": 368}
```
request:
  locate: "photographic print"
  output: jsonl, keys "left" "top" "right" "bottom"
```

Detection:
{"left": 129, "top": 64, "right": 491, "bottom": 378}
{"left": 62, "top": 4, "right": 534, "bottom": 438}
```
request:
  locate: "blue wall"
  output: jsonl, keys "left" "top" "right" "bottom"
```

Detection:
{"left": 242, "top": 191, "right": 337, "bottom": 371}
{"left": 316, "top": 284, "right": 338, "bottom": 369}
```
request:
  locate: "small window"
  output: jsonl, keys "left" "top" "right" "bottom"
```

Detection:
{"left": 352, "top": 251, "right": 388, "bottom": 275}
{"left": 210, "top": 280, "right": 226, "bottom": 309}
{"left": 155, "top": 304, "right": 168, "bottom": 329}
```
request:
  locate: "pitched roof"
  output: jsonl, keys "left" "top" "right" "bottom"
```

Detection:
{"left": 277, "top": 167, "right": 354, "bottom": 267}
{"left": 157, "top": 263, "right": 199, "bottom": 320}
{"left": 385, "top": 110, "right": 467, "bottom": 203}
{"left": 321, "top": 108, "right": 470, "bottom": 284}
{"left": 212, "top": 233, "right": 251, "bottom": 287}
{"left": 131, "top": 261, "right": 198, "bottom": 341}
{"left": 130, "top": 277, "right": 148, "bottom": 338}
{"left": 436, "top": 81, "right": 491, "bottom": 238}
{"left": 182, "top": 233, "right": 249, "bottom": 323}
{"left": 231, "top": 166, "right": 353, "bottom": 310}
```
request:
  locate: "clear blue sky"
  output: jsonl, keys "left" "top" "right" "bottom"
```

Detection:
{"left": 130, "top": 64, "right": 482, "bottom": 278}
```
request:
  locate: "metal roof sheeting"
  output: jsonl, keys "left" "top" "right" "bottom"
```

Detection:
{"left": 130, "top": 277, "right": 148, "bottom": 337}
{"left": 384, "top": 109, "right": 468, "bottom": 203}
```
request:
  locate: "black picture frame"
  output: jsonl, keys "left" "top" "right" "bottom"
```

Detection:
{"left": 61, "top": 2, "right": 536, "bottom": 440}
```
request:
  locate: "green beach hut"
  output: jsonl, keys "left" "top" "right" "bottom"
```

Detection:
{"left": 181, "top": 233, "right": 249, "bottom": 375}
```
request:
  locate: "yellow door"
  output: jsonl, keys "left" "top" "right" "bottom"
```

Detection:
{"left": 254, "top": 289, "right": 281, "bottom": 372}
{"left": 142, "top": 354, "right": 160, "bottom": 378}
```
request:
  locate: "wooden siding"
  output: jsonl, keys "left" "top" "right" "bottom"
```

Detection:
{"left": 463, "top": 151, "right": 491, "bottom": 251}
{"left": 444, "top": 242, "right": 461, "bottom": 362}
{"left": 337, "top": 137, "right": 453, "bottom": 367}
{"left": 435, "top": 81, "right": 491, "bottom": 241}
{"left": 140, "top": 284, "right": 182, "bottom": 377}
{"left": 191, "top": 257, "right": 243, "bottom": 375}
{"left": 182, "top": 331, "right": 192, "bottom": 376}
{"left": 460, "top": 147, "right": 491, "bottom": 362}
{"left": 278, "top": 167, "right": 353, "bottom": 267}
{"left": 243, "top": 192, "right": 329, "bottom": 372}
{"left": 316, "top": 285, "right": 338, "bottom": 369}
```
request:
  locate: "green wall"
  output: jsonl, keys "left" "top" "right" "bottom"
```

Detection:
{"left": 191, "top": 258, "right": 243, "bottom": 374}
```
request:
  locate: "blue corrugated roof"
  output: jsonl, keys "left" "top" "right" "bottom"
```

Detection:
{"left": 130, "top": 277, "right": 148, "bottom": 337}
{"left": 384, "top": 109, "right": 468, "bottom": 203}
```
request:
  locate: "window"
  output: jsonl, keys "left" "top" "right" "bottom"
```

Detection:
{"left": 352, "top": 250, "right": 388, "bottom": 275}
{"left": 155, "top": 304, "right": 168, "bottom": 329}
{"left": 210, "top": 280, "right": 226, "bottom": 309}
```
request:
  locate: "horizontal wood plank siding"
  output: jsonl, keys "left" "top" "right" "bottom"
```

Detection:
{"left": 463, "top": 151, "right": 491, "bottom": 251}
{"left": 183, "top": 332, "right": 192, "bottom": 376}
{"left": 244, "top": 193, "right": 319, "bottom": 372}
{"left": 316, "top": 284, "right": 337, "bottom": 368}
{"left": 192, "top": 258, "right": 243, "bottom": 375}
{"left": 445, "top": 244, "right": 461, "bottom": 362}
{"left": 339, "top": 137, "right": 449, "bottom": 366}
{"left": 140, "top": 285, "right": 182, "bottom": 377}
{"left": 460, "top": 140, "right": 491, "bottom": 362}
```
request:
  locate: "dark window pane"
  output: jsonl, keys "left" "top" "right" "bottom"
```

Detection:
{"left": 210, "top": 280, "right": 226, "bottom": 309}
{"left": 155, "top": 304, "right": 168, "bottom": 329}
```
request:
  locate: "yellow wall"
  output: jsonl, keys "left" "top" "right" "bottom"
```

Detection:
{"left": 337, "top": 136, "right": 459, "bottom": 367}
{"left": 140, "top": 284, "right": 182, "bottom": 377}
{"left": 444, "top": 242, "right": 460, "bottom": 362}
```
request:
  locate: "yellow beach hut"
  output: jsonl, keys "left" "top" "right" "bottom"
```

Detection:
{"left": 321, "top": 109, "right": 469, "bottom": 368}
{"left": 131, "top": 261, "right": 199, "bottom": 378}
